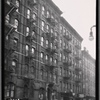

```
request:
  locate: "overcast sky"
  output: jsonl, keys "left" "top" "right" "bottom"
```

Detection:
{"left": 52, "top": 0, "right": 96, "bottom": 59}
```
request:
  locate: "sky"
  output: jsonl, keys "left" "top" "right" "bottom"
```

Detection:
{"left": 52, "top": 0, "right": 96, "bottom": 59}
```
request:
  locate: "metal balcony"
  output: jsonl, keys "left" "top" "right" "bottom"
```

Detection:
{"left": 63, "top": 48, "right": 72, "bottom": 53}
{"left": 46, "top": 18, "right": 56, "bottom": 27}
{"left": 75, "top": 44, "right": 81, "bottom": 49}
{"left": 74, "top": 54, "right": 82, "bottom": 60}
{"left": 63, "top": 34, "right": 72, "bottom": 41}
{"left": 5, "top": 0, "right": 19, "bottom": 16}
{"left": 26, "top": 35, "right": 36, "bottom": 43}
{"left": 63, "top": 75, "right": 71, "bottom": 81}
{"left": 27, "top": 18, "right": 37, "bottom": 26}
{"left": 75, "top": 66, "right": 81, "bottom": 72}
{"left": 46, "top": 47, "right": 58, "bottom": 55}
{"left": 5, "top": 21, "right": 16, "bottom": 36}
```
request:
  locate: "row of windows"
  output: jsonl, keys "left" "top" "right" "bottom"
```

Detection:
{"left": 59, "top": 81, "right": 82, "bottom": 93}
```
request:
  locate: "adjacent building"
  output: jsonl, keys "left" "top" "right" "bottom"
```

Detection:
{"left": 4, "top": 0, "right": 95, "bottom": 100}
{"left": 81, "top": 47, "right": 95, "bottom": 100}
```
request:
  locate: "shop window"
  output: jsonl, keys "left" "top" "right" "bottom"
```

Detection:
{"left": 27, "top": 9, "right": 31, "bottom": 19}
{"left": 5, "top": 83, "right": 15, "bottom": 98}
{"left": 24, "top": 85, "right": 28, "bottom": 98}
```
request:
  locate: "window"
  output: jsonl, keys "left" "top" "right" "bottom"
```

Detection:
{"left": 5, "top": 14, "right": 10, "bottom": 23}
{"left": 46, "top": 55, "right": 48, "bottom": 61}
{"left": 26, "top": 27, "right": 30, "bottom": 36}
{"left": 32, "top": 30, "right": 36, "bottom": 38}
{"left": 51, "top": 14, "right": 54, "bottom": 19}
{"left": 40, "top": 67, "right": 43, "bottom": 79}
{"left": 59, "top": 53, "right": 62, "bottom": 61}
{"left": 42, "top": 6, "right": 45, "bottom": 15}
{"left": 24, "top": 85, "right": 28, "bottom": 98}
{"left": 46, "top": 24, "right": 49, "bottom": 32}
{"left": 27, "top": 9, "right": 31, "bottom": 19}
{"left": 46, "top": 40, "right": 49, "bottom": 47}
{"left": 14, "top": 19, "right": 18, "bottom": 31}
{"left": 63, "top": 55, "right": 65, "bottom": 60}
{"left": 41, "top": 37, "right": 44, "bottom": 46}
{"left": 53, "top": 74, "right": 56, "bottom": 83}
{"left": 41, "top": 21, "right": 45, "bottom": 31}
{"left": 54, "top": 31, "right": 57, "bottom": 37}
{"left": 32, "top": 13, "right": 36, "bottom": 20}
{"left": 16, "top": 0, "right": 19, "bottom": 12}
{"left": 60, "top": 67, "right": 62, "bottom": 76}
{"left": 54, "top": 59, "right": 57, "bottom": 64}
{"left": 26, "top": 45, "right": 29, "bottom": 56}
{"left": 63, "top": 28, "right": 66, "bottom": 35}
{"left": 50, "top": 43, "right": 53, "bottom": 48}
{"left": 5, "top": 83, "right": 15, "bottom": 98}
{"left": 47, "top": 11, "right": 50, "bottom": 18}
{"left": 31, "top": 47, "right": 35, "bottom": 54}
{"left": 6, "top": 0, "right": 10, "bottom": 5}
{"left": 50, "top": 57, "right": 53, "bottom": 63}
{"left": 13, "top": 38, "right": 18, "bottom": 47}
{"left": 63, "top": 42, "right": 66, "bottom": 48}
{"left": 41, "top": 52, "right": 44, "bottom": 61}
{"left": 12, "top": 60, "right": 17, "bottom": 67}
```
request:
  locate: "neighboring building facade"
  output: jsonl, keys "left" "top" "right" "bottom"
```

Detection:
{"left": 4, "top": 0, "right": 95, "bottom": 100}
{"left": 58, "top": 17, "right": 83, "bottom": 100}
{"left": 82, "top": 47, "right": 95, "bottom": 100}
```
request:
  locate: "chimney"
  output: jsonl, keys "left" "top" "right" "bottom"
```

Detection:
{"left": 84, "top": 47, "right": 86, "bottom": 51}
{"left": 87, "top": 50, "right": 89, "bottom": 53}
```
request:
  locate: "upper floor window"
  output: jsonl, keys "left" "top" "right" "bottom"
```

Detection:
{"left": 51, "top": 28, "right": 54, "bottom": 34}
{"left": 12, "top": 60, "right": 17, "bottom": 67}
{"left": 14, "top": 19, "right": 18, "bottom": 31}
{"left": 40, "top": 52, "right": 44, "bottom": 60}
{"left": 31, "top": 47, "right": 35, "bottom": 54}
{"left": 45, "top": 55, "right": 49, "bottom": 61}
{"left": 59, "top": 67, "right": 62, "bottom": 76}
{"left": 41, "top": 21, "right": 45, "bottom": 31}
{"left": 54, "top": 59, "right": 57, "bottom": 64}
{"left": 46, "top": 40, "right": 49, "bottom": 47}
{"left": 47, "top": 10, "right": 50, "bottom": 18}
{"left": 50, "top": 57, "right": 53, "bottom": 63}
{"left": 13, "top": 38, "right": 18, "bottom": 47}
{"left": 41, "top": 37, "right": 44, "bottom": 46}
{"left": 54, "top": 31, "right": 58, "bottom": 37}
{"left": 63, "top": 28, "right": 66, "bottom": 35}
{"left": 51, "top": 14, "right": 54, "bottom": 19}
{"left": 50, "top": 43, "right": 53, "bottom": 48}
{"left": 26, "top": 27, "right": 30, "bottom": 36}
{"left": 32, "top": 13, "right": 37, "bottom": 21}
{"left": 46, "top": 24, "right": 49, "bottom": 32}
{"left": 26, "top": 45, "right": 29, "bottom": 55}
{"left": 27, "top": 9, "right": 31, "bottom": 19}
{"left": 42, "top": 6, "right": 45, "bottom": 16}
{"left": 5, "top": 83, "right": 15, "bottom": 98}
{"left": 16, "top": 0, "right": 19, "bottom": 12}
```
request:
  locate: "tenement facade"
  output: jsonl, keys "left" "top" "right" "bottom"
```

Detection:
{"left": 4, "top": 0, "right": 95, "bottom": 100}
{"left": 82, "top": 47, "right": 95, "bottom": 100}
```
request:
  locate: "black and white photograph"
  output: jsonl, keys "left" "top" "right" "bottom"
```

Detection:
{"left": 3, "top": 0, "right": 97, "bottom": 100}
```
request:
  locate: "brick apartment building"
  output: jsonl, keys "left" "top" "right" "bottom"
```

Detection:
{"left": 4, "top": 0, "right": 95, "bottom": 100}
{"left": 81, "top": 48, "right": 95, "bottom": 100}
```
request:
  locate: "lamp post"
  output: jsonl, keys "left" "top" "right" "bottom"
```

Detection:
{"left": 89, "top": 25, "right": 96, "bottom": 41}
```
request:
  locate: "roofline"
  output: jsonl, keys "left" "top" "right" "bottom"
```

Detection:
{"left": 60, "top": 17, "right": 83, "bottom": 42}
{"left": 46, "top": 0, "right": 63, "bottom": 15}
